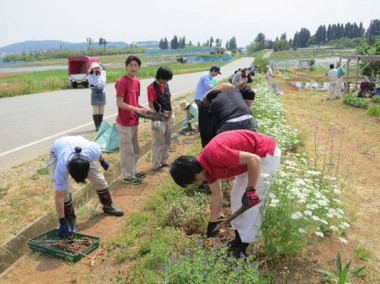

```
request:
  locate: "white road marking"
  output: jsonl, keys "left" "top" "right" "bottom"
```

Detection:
{"left": 0, "top": 87, "right": 195, "bottom": 158}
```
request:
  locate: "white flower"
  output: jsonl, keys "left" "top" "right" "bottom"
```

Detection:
{"left": 315, "top": 232, "right": 324, "bottom": 238}
{"left": 333, "top": 188, "right": 342, "bottom": 195}
{"left": 317, "top": 199, "right": 328, "bottom": 207}
{"left": 298, "top": 228, "right": 306, "bottom": 234}
{"left": 304, "top": 210, "right": 313, "bottom": 216}
{"left": 320, "top": 219, "right": 328, "bottom": 225}
{"left": 269, "top": 199, "right": 279, "bottom": 207}
{"left": 339, "top": 237, "right": 348, "bottom": 244}
{"left": 305, "top": 170, "right": 320, "bottom": 176}
{"left": 311, "top": 215, "right": 320, "bottom": 221}
{"left": 330, "top": 225, "right": 338, "bottom": 232}
{"left": 307, "top": 204, "right": 319, "bottom": 210}
{"left": 291, "top": 212, "right": 303, "bottom": 220}
{"left": 295, "top": 179, "right": 306, "bottom": 186}
{"left": 326, "top": 213, "right": 334, "bottom": 218}
{"left": 341, "top": 222, "right": 350, "bottom": 228}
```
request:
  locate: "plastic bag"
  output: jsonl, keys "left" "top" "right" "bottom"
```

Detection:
{"left": 95, "top": 121, "right": 119, "bottom": 152}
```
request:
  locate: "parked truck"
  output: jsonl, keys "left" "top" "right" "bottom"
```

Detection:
{"left": 68, "top": 56, "right": 100, "bottom": 88}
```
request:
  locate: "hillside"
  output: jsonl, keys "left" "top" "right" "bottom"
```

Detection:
{"left": 0, "top": 40, "right": 159, "bottom": 55}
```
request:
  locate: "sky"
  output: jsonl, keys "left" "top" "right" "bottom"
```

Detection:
{"left": 1, "top": 0, "right": 379, "bottom": 48}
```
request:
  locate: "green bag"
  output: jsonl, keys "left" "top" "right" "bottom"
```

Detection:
{"left": 95, "top": 121, "right": 119, "bottom": 152}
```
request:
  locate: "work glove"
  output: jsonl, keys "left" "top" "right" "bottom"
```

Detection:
{"left": 58, "top": 218, "right": 71, "bottom": 238}
{"left": 206, "top": 221, "right": 220, "bottom": 237}
{"left": 241, "top": 186, "right": 261, "bottom": 208}
{"left": 182, "top": 120, "right": 190, "bottom": 126}
{"left": 100, "top": 159, "right": 109, "bottom": 171}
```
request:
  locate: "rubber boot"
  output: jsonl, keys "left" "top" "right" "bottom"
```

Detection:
{"left": 97, "top": 188, "right": 124, "bottom": 216}
{"left": 227, "top": 230, "right": 242, "bottom": 249}
{"left": 230, "top": 242, "right": 249, "bottom": 258}
{"left": 93, "top": 115, "right": 99, "bottom": 131}
{"left": 97, "top": 114, "right": 103, "bottom": 129}
{"left": 64, "top": 199, "right": 77, "bottom": 232}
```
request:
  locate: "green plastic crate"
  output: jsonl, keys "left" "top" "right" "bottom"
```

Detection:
{"left": 27, "top": 229, "right": 100, "bottom": 263}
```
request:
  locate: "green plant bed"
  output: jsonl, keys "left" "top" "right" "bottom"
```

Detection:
{"left": 343, "top": 95, "right": 369, "bottom": 109}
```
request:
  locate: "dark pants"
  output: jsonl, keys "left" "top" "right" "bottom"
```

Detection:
{"left": 198, "top": 104, "right": 217, "bottom": 148}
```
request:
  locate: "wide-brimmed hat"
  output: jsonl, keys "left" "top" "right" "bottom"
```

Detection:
{"left": 88, "top": 62, "right": 101, "bottom": 73}
{"left": 179, "top": 100, "right": 191, "bottom": 110}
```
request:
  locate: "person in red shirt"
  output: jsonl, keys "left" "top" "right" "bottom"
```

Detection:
{"left": 170, "top": 130, "right": 281, "bottom": 257}
{"left": 147, "top": 66, "right": 174, "bottom": 171}
{"left": 115, "top": 56, "right": 149, "bottom": 185}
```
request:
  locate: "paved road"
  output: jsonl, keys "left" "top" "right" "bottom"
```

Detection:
{"left": 0, "top": 57, "right": 253, "bottom": 173}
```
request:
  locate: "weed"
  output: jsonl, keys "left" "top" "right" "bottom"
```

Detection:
{"left": 31, "top": 167, "right": 49, "bottom": 180}
{"left": 319, "top": 252, "right": 365, "bottom": 284}
{"left": 354, "top": 247, "right": 372, "bottom": 261}
{"left": 367, "top": 104, "right": 380, "bottom": 116}
{"left": 0, "top": 187, "right": 8, "bottom": 197}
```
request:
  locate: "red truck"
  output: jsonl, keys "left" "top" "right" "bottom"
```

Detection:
{"left": 68, "top": 56, "right": 100, "bottom": 88}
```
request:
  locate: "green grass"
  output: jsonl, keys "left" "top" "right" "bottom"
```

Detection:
{"left": 354, "top": 247, "right": 372, "bottom": 261}
{"left": 0, "top": 60, "right": 230, "bottom": 99}
{"left": 367, "top": 104, "right": 380, "bottom": 116}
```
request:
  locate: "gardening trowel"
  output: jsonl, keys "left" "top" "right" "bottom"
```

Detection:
{"left": 212, "top": 203, "right": 250, "bottom": 233}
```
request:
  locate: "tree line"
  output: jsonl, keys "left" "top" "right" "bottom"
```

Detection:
{"left": 158, "top": 36, "right": 238, "bottom": 51}
{"left": 248, "top": 19, "right": 380, "bottom": 53}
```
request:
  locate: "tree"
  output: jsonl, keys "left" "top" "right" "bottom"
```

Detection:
{"left": 170, "top": 35, "right": 179, "bottom": 49}
{"left": 228, "top": 36, "right": 237, "bottom": 51}
{"left": 315, "top": 25, "right": 327, "bottom": 44}
{"left": 163, "top": 38, "right": 169, "bottom": 49}
{"left": 298, "top": 28, "right": 311, "bottom": 47}
{"left": 99, "top": 38, "right": 107, "bottom": 52}
{"left": 209, "top": 36, "right": 214, "bottom": 47}
{"left": 292, "top": 32, "right": 299, "bottom": 49}
{"left": 255, "top": 33, "right": 266, "bottom": 50}
{"left": 366, "top": 19, "right": 380, "bottom": 37}
{"left": 159, "top": 38, "right": 164, "bottom": 49}
{"left": 86, "top": 37, "right": 94, "bottom": 48}
{"left": 181, "top": 36, "right": 186, "bottom": 48}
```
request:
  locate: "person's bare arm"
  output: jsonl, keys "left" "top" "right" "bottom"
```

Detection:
{"left": 239, "top": 151, "right": 261, "bottom": 188}
{"left": 209, "top": 179, "right": 223, "bottom": 222}
{"left": 116, "top": 96, "right": 148, "bottom": 115}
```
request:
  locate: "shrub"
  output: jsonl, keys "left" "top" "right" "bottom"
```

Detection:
{"left": 367, "top": 105, "right": 380, "bottom": 116}
{"left": 343, "top": 95, "right": 369, "bottom": 109}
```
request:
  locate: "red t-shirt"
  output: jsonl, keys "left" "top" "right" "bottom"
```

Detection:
{"left": 115, "top": 75, "right": 141, "bottom": 126}
{"left": 197, "top": 130, "right": 277, "bottom": 184}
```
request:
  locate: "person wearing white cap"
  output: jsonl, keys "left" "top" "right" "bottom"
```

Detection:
{"left": 87, "top": 62, "right": 107, "bottom": 131}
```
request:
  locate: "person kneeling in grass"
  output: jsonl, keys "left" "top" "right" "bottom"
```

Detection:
{"left": 170, "top": 130, "right": 281, "bottom": 258}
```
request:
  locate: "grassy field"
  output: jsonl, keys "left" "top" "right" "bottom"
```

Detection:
{"left": 0, "top": 53, "right": 233, "bottom": 98}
